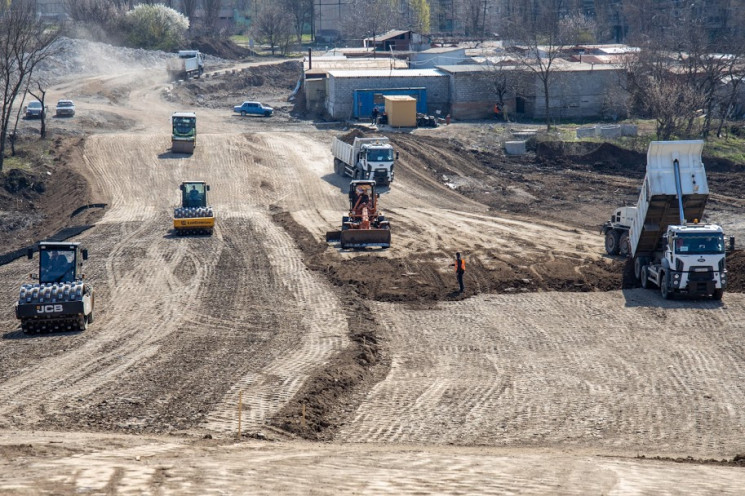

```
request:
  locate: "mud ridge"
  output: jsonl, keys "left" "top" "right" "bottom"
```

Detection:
{"left": 270, "top": 209, "right": 390, "bottom": 441}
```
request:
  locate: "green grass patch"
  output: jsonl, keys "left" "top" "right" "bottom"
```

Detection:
{"left": 704, "top": 135, "right": 745, "bottom": 164}
{"left": 2, "top": 155, "right": 30, "bottom": 172}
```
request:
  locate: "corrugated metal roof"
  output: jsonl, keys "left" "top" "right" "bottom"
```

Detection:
{"left": 365, "top": 30, "right": 411, "bottom": 42}
{"left": 305, "top": 58, "right": 408, "bottom": 72}
{"left": 419, "top": 47, "right": 464, "bottom": 54}
{"left": 327, "top": 68, "right": 445, "bottom": 78}
{"left": 437, "top": 62, "right": 621, "bottom": 73}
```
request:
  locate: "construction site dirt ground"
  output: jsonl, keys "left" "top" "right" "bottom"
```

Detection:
{"left": 1, "top": 46, "right": 745, "bottom": 494}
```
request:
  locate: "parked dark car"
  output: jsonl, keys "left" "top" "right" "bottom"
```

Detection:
{"left": 24, "top": 101, "right": 44, "bottom": 119}
{"left": 55, "top": 99, "right": 75, "bottom": 117}
{"left": 233, "top": 101, "right": 273, "bottom": 117}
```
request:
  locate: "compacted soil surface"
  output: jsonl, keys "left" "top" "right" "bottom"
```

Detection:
{"left": 1, "top": 39, "right": 745, "bottom": 494}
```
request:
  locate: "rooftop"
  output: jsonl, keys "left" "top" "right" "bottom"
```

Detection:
{"left": 327, "top": 68, "right": 445, "bottom": 78}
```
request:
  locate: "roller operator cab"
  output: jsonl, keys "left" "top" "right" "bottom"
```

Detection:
{"left": 173, "top": 181, "right": 215, "bottom": 235}
{"left": 171, "top": 112, "right": 196, "bottom": 154}
{"left": 15, "top": 242, "right": 94, "bottom": 333}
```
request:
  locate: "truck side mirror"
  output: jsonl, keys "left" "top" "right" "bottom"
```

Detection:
{"left": 180, "top": 184, "right": 185, "bottom": 191}
{"left": 396, "top": 152, "right": 399, "bottom": 160}
{"left": 27, "top": 248, "right": 33, "bottom": 259}
{"left": 81, "top": 249, "right": 88, "bottom": 260}
{"left": 729, "top": 236, "right": 735, "bottom": 252}
{"left": 206, "top": 185, "right": 210, "bottom": 191}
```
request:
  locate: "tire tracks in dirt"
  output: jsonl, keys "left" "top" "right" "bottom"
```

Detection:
{"left": 337, "top": 291, "right": 745, "bottom": 458}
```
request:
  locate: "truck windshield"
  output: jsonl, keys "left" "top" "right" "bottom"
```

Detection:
{"left": 674, "top": 234, "right": 725, "bottom": 255}
{"left": 40, "top": 249, "right": 76, "bottom": 284}
{"left": 367, "top": 148, "right": 393, "bottom": 162}
{"left": 173, "top": 117, "right": 195, "bottom": 135}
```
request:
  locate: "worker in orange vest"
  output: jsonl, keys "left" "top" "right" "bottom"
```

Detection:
{"left": 451, "top": 252, "right": 465, "bottom": 293}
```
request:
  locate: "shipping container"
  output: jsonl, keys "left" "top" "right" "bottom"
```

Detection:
{"left": 353, "top": 88, "right": 427, "bottom": 118}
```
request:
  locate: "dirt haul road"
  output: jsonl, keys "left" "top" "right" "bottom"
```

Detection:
{"left": 1, "top": 62, "right": 745, "bottom": 494}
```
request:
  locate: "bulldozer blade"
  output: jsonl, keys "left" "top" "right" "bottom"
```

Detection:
{"left": 340, "top": 229, "right": 391, "bottom": 249}
{"left": 326, "top": 230, "right": 341, "bottom": 242}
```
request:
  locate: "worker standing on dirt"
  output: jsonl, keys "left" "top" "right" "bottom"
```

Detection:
{"left": 371, "top": 106, "right": 379, "bottom": 125}
{"left": 451, "top": 252, "right": 465, "bottom": 293}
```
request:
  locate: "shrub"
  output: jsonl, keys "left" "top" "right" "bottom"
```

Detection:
{"left": 124, "top": 3, "right": 188, "bottom": 51}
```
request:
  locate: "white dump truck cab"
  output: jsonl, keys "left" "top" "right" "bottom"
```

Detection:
{"left": 642, "top": 223, "right": 726, "bottom": 299}
{"left": 331, "top": 136, "right": 397, "bottom": 186}
{"left": 359, "top": 142, "right": 396, "bottom": 184}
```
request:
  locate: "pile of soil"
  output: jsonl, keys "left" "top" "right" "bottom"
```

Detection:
{"left": 0, "top": 137, "right": 105, "bottom": 256}
{"left": 190, "top": 36, "right": 256, "bottom": 59}
{"left": 169, "top": 61, "right": 301, "bottom": 109}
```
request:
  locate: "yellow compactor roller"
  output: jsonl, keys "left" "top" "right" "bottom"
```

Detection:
{"left": 173, "top": 181, "right": 214, "bottom": 235}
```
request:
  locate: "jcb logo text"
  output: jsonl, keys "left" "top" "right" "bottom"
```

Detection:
{"left": 36, "top": 304, "right": 63, "bottom": 313}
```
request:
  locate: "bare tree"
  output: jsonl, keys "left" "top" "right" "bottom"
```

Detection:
{"left": 181, "top": 0, "right": 198, "bottom": 30}
{"left": 281, "top": 0, "right": 312, "bottom": 43}
{"left": 28, "top": 83, "right": 49, "bottom": 139}
{"left": 463, "top": 0, "right": 487, "bottom": 37}
{"left": 251, "top": 3, "right": 294, "bottom": 55}
{"left": 0, "top": 0, "right": 61, "bottom": 172}
{"left": 623, "top": 48, "right": 706, "bottom": 140}
{"left": 503, "top": 0, "right": 576, "bottom": 130}
{"left": 342, "top": 0, "right": 397, "bottom": 43}
{"left": 64, "top": 0, "right": 121, "bottom": 24}
{"left": 202, "top": 0, "right": 221, "bottom": 33}
{"left": 715, "top": 59, "right": 745, "bottom": 138}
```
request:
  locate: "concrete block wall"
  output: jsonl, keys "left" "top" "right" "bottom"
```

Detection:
{"left": 449, "top": 73, "right": 497, "bottom": 119}
{"left": 531, "top": 68, "right": 627, "bottom": 120}
{"left": 326, "top": 74, "right": 450, "bottom": 119}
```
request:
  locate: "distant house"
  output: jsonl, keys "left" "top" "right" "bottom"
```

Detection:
{"left": 364, "top": 30, "right": 414, "bottom": 51}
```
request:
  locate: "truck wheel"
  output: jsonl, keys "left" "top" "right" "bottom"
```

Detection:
{"left": 712, "top": 289, "right": 724, "bottom": 300}
{"left": 264, "top": 111, "right": 271, "bottom": 117}
{"left": 660, "top": 272, "right": 672, "bottom": 300}
{"left": 604, "top": 230, "right": 620, "bottom": 255}
{"left": 241, "top": 111, "right": 247, "bottom": 117}
{"left": 640, "top": 266, "right": 649, "bottom": 289}
{"left": 619, "top": 232, "right": 630, "bottom": 257}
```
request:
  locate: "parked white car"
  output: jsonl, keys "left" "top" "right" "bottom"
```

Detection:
{"left": 55, "top": 99, "right": 75, "bottom": 117}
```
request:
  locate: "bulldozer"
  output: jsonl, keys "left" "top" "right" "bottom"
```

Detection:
{"left": 326, "top": 180, "right": 391, "bottom": 249}
{"left": 173, "top": 181, "right": 215, "bottom": 235}
{"left": 15, "top": 242, "right": 94, "bottom": 333}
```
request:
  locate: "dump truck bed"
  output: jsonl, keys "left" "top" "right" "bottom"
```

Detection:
{"left": 629, "top": 140, "right": 708, "bottom": 258}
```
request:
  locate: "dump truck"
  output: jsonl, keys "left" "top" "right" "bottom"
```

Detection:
{"left": 172, "top": 112, "right": 196, "bottom": 154}
{"left": 167, "top": 50, "right": 204, "bottom": 80}
{"left": 326, "top": 180, "right": 391, "bottom": 249}
{"left": 173, "top": 181, "right": 215, "bottom": 235}
{"left": 15, "top": 242, "right": 94, "bottom": 333}
{"left": 331, "top": 136, "right": 397, "bottom": 186}
{"left": 603, "top": 140, "right": 727, "bottom": 299}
